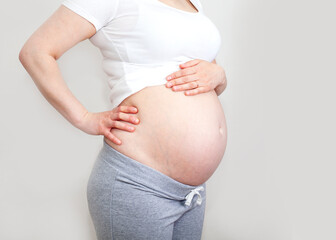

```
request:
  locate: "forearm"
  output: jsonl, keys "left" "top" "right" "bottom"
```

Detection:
{"left": 19, "top": 51, "right": 88, "bottom": 129}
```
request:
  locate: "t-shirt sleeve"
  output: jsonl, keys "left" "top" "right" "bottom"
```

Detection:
{"left": 61, "top": 0, "right": 119, "bottom": 32}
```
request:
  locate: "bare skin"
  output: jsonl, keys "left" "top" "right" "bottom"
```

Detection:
{"left": 158, "top": 0, "right": 199, "bottom": 13}
{"left": 19, "top": 1, "right": 227, "bottom": 186}
{"left": 104, "top": 84, "right": 227, "bottom": 186}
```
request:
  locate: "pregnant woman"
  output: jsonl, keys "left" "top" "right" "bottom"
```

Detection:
{"left": 19, "top": 0, "right": 228, "bottom": 239}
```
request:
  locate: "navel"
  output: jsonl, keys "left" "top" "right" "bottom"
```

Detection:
{"left": 219, "top": 126, "right": 224, "bottom": 135}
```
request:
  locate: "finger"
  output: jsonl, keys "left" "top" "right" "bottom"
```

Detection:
{"left": 112, "top": 120, "right": 136, "bottom": 132}
{"left": 103, "top": 116, "right": 115, "bottom": 129}
{"left": 184, "top": 86, "right": 206, "bottom": 96}
{"left": 172, "top": 81, "right": 199, "bottom": 92}
{"left": 118, "top": 105, "right": 138, "bottom": 113}
{"left": 168, "top": 74, "right": 199, "bottom": 88}
{"left": 179, "top": 59, "right": 202, "bottom": 68}
{"left": 104, "top": 129, "right": 122, "bottom": 145}
{"left": 112, "top": 111, "right": 139, "bottom": 124}
{"left": 166, "top": 68, "right": 196, "bottom": 81}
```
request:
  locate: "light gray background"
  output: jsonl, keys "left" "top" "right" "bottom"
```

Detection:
{"left": 1, "top": 0, "right": 335, "bottom": 239}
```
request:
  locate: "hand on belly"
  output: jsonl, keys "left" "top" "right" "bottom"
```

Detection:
{"left": 105, "top": 84, "right": 227, "bottom": 186}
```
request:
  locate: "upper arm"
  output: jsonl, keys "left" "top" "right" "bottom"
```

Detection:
{"left": 19, "top": 0, "right": 119, "bottom": 60}
{"left": 19, "top": 5, "right": 96, "bottom": 60}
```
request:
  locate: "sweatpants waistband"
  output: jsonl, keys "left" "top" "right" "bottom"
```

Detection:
{"left": 100, "top": 139, "right": 206, "bottom": 205}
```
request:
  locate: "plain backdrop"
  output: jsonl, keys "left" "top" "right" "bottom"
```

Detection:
{"left": 1, "top": 0, "right": 335, "bottom": 239}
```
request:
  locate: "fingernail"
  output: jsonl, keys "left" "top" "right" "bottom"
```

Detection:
{"left": 167, "top": 76, "right": 172, "bottom": 80}
{"left": 167, "top": 82, "right": 172, "bottom": 87}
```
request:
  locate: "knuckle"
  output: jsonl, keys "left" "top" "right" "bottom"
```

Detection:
{"left": 104, "top": 129, "right": 111, "bottom": 138}
{"left": 129, "top": 115, "right": 135, "bottom": 121}
{"left": 187, "top": 68, "right": 193, "bottom": 73}
{"left": 108, "top": 118, "right": 114, "bottom": 127}
{"left": 119, "top": 106, "right": 125, "bottom": 112}
{"left": 116, "top": 119, "right": 122, "bottom": 127}
{"left": 185, "top": 90, "right": 192, "bottom": 96}
{"left": 112, "top": 120, "right": 118, "bottom": 127}
{"left": 184, "top": 76, "right": 191, "bottom": 82}
{"left": 110, "top": 134, "right": 118, "bottom": 142}
{"left": 118, "top": 112, "right": 123, "bottom": 119}
{"left": 115, "top": 121, "right": 122, "bottom": 128}
{"left": 108, "top": 130, "right": 114, "bottom": 137}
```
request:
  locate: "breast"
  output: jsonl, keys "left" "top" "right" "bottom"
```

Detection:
{"left": 130, "top": 5, "right": 222, "bottom": 64}
{"left": 105, "top": 84, "right": 227, "bottom": 186}
{"left": 91, "top": 0, "right": 222, "bottom": 66}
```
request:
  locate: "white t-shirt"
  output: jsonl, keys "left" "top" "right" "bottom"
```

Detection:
{"left": 61, "top": 0, "right": 222, "bottom": 109}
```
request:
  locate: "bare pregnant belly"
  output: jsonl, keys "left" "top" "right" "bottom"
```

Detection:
{"left": 104, "top": 84, "right": 227, "bottom": 186}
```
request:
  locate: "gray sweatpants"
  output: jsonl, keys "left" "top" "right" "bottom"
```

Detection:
{"left": 87, "top": 139, "right": 207, "bottom": 240}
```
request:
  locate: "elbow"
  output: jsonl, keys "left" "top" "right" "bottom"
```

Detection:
{"left": 19, "top": 45, "right": 36, "bottom": 67}
{"left": 19, "top": 37, "right": 55, "bottom": 63}
{"left": 18, "top": 47, "right": 29, "bottom": 65}
{"left": 19, "top": 38, "right": 34, "bottom": 62}
{"left": 19, "top": 45, "right": 53, "bottom": 68}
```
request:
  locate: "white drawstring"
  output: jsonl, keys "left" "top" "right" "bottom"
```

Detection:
{"left": 184, "top": 186, "right": 204, "bottom": 206}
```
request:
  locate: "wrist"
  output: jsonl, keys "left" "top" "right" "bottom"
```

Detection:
{"left": 73, "top": 109, "right": 90, "bottom": 130}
